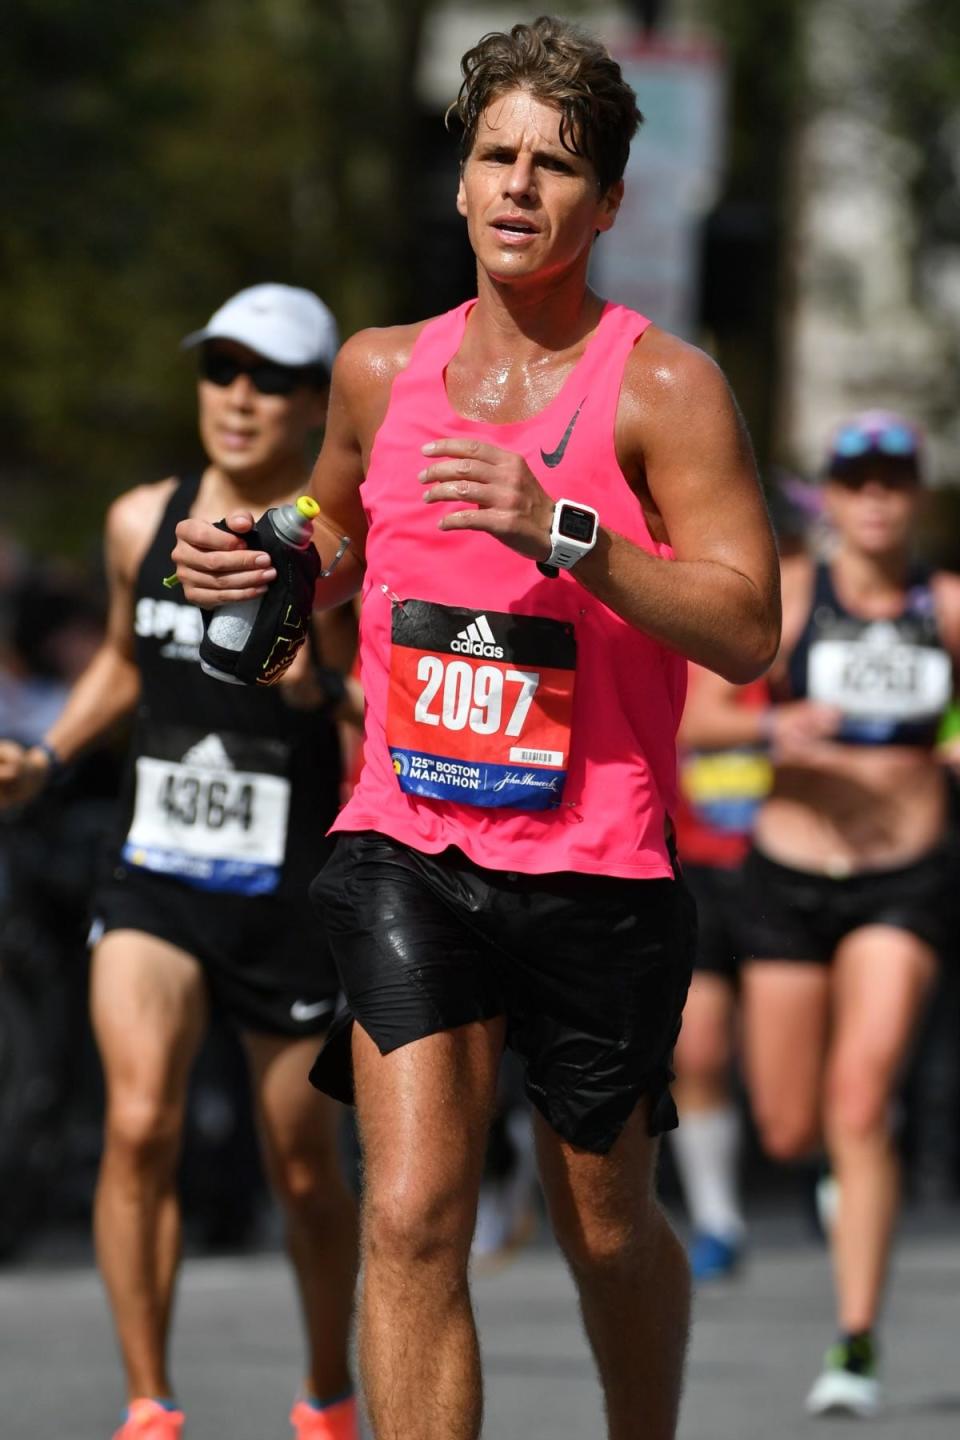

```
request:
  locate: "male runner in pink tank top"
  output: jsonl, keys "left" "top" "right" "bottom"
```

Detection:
{"left": 174, "top": 18, "right": 780, "bottom": 1440}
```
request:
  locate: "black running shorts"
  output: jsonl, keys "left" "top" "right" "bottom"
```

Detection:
{"left": 682, "top": 861, "right": 745, "bottom": 981}
{"left": 91, "top": 863, "right": 339, "bottom": 1037}
{"left": 739, "top": 845, "right": 953, "bottom": 965}
{"left": 307, "top": 832, "right": 696, "bottom": 1154}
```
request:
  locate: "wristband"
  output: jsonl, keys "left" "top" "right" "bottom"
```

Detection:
{"left": 316, "top": 666, "right": 348, "bottom": 710}
{"left": 35, "top": 739, "right": 66, "bottom": 784}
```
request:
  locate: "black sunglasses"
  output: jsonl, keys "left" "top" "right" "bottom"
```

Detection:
{"left": 830, "top": 463, "right": 920, "bottom": 493}
{"left": 200, "top": 350, "right": 323, "bottom": 396}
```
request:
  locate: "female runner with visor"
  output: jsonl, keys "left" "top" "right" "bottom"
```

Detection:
{"left": 738, "top": 412, "right": 960, "bottom": 1418}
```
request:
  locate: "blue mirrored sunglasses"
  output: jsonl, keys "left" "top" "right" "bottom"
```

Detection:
{"left": 832, "top": 422, "right": 918, "bottom": 460}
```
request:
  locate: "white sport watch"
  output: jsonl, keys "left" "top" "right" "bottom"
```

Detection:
{"left": 537, "top": 499, "right": 600, "bottom": 578}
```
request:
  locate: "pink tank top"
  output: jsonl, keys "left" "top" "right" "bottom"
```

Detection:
{"left": 332, "top": 300, "right": 686, "bottom": 879}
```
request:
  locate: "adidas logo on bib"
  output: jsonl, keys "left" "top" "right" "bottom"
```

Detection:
{"left": 180, "top": 733, "right": 235, "bottom": 770}
{"left": 450, "top": 614, "right": 504, "bottom": 659}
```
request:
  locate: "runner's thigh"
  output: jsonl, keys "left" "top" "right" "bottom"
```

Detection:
{"left": 91, "top": 930, "right": 208, "bottom": 1100}
{"left": 740, "top": 961, "right": 830, "bottom": 1155}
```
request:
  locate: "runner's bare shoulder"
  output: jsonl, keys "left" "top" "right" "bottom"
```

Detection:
{"left": 106, "top": 478, "right": 179, "bottom": 585}
{"left": 333, "top": 320, "right": 431, "bottom": 438}
{"left": 619, "top": 324, "right": 737, "bottom": 419}
{"left": 615, "top": 324, "right": 751, "bottom": 480}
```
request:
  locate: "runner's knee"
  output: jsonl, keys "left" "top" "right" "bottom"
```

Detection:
{"left": 269, "top": 1147, "right": 352, "bottom": 1222}
{"left": 363, "top": 1175, "right": 475, "bottom": 1268}
{"left": 104, "top": 1092, "right": 183, "bottom": 1168}
{"left": 674, "top": 1022, "right": 731, "bottom": 1082}
{"left": 754, "top": 1106, "right": 819, "bottom": 1161}
{"left": 824, "top": 1066, "right": 892, "bottom": 1143}
{"left": 554, "top": 1195, "right": 674, "bottom": 1279}
{"left": 555, "top": 1218, "right": 635, "bottom": 1277}
{"left": 551, "top": 1187, "right": 644, "bottom": 1276}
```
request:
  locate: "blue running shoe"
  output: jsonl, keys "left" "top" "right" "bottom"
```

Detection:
{"left": 689, "top": 1231, "right": 742, "bottom": 1282}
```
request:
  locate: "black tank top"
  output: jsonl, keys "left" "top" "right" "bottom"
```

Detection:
{"left": 115, "top": 476, "right": 342, "bottom": 898}
{"left": 786, "top": 563, "right": 952, "bottom": 746}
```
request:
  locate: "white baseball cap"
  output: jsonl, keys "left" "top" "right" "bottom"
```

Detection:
{"left": 181, "top": 283, "right": 339, "bottom": 371}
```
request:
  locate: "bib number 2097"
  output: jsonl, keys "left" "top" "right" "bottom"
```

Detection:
{"left": 386, "top": 598, "right": 577, "bottom": 811}
{"left": 414, "top": 657, "right": 538, "bottom": 738}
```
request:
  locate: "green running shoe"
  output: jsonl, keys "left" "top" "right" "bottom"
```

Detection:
{"left": 805, "top": 1334, "right": 880, "bottom": 1418}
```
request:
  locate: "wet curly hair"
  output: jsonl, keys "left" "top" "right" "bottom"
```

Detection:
{"left": 447, "top": 15, "right": 643, "bottom": 194}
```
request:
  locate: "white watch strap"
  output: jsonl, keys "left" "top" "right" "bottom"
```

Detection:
{"left": 544, "top": 500, "right": 599, "bottom": 570}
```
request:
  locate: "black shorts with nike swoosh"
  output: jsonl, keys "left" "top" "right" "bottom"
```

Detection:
{"left": 91, "top": 865, "right": 339, "bottom": 1037}
{"left": 308, "top": 832, "right": 696, "bottom": 1153}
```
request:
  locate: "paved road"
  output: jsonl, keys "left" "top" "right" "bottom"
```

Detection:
{"left": 3, "top": 1215, "right": 959, "bottom": 1438}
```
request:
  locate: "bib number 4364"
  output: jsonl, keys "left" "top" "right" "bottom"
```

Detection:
{"left": 158, "top": 772, "right": 255, "bottom": 830}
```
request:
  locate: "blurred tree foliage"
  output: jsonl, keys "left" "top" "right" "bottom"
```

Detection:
{"left": 796, "top": 0, "right": 960, "bottom": 256}
{"left": 696, "top": 0, "right": 805, "bottom": 466}
{"left": 1, "top": 0, "right": 437, "bottom": 556}
{"left": 799, "top": 0, "right": 960, "bottom": 476}
{"left": 883, "top": 3, "right": 960, "bottom": 266}
{"left": 10, "top": 1, "right": 952, "bottom": 559}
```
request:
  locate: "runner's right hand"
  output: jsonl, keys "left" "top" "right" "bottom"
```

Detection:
{"left": 0, "top": 741, "right": 53, "bottom": 809}
{"left": 766, "top": 700, "right": 842, "bottom": 760}
{"left": 172, "top": 512, "right": 277, "bottom": 608}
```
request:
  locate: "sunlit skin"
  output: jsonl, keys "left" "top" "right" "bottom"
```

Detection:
{"left": 197, "top": 339, "right": 327, "bottom": 490}
{"left": 168, "top": 73, "right": 784, "bottom": 1440}
{"left": 172, "top": 94, "right": 779, "bottom": 693}
{"left": 455, "top": 89, "right": 622, "bottom": 301}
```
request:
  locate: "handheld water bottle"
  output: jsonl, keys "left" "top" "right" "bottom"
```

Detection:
{"left": 198, "top": 496, "right": 346, "bottom": 687}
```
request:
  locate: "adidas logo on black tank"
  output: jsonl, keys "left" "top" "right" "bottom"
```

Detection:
{"left": 451, "top": 615, "right": 503, "bottom": 659}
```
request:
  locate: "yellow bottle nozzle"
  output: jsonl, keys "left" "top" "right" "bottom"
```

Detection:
{"left": 296, "top": 496, "right": 320, "bottom": 519}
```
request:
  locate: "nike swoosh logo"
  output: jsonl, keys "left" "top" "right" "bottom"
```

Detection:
{"left": 289, "top": 998, "right": 335, "bottom": 1022}
{"left": 540, "top": 399, "right": 585, "bottom": 468}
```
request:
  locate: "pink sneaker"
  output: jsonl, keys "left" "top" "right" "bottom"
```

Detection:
{"left": 290, "top": 1394, "right": 359, "bottom": 1440}
{"left": 113, "top": 1398, "right": 184, "bottom": 1440}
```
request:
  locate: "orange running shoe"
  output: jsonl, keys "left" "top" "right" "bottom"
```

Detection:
{"left": 290, "top": 1393, "right": 359, "bottom": 1440}
{"left": 113, "top": 1398, "right": 185, "bottom": 1440}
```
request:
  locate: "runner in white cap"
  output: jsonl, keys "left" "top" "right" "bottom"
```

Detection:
{"left": 181, "top": 284, "right": 340, "bottom": 371}
{"left": 0, "top": 283, "right": 359, "bottom": 1440}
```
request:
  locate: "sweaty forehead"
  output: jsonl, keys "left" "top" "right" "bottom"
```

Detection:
{"left": 477, "top": 89, "right": 566, "bottom": 149}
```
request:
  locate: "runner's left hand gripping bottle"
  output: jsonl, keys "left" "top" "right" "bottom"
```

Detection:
{"left": 198, "top": 497, "right": 349, "bottom": 686}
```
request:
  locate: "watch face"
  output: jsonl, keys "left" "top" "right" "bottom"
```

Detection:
{"left": 557, "top": 504, "right": 597, "bottom": 544}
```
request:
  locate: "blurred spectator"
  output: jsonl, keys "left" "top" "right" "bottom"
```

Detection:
{"left": 0, "top": 547, "right": 115, "bottom": 1255}
{"left": 0, "top": 544, "right": 103, "bottom": 746}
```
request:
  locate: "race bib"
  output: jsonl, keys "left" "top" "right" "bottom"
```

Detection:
{"left": 386, "top": 599, "right": 576, "bottom": 810}
{"left": 809, "top": 623, "right": 952, "bottom": 721}
{"left": 123, "top": 726, "right": 291, "bottom": 895}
